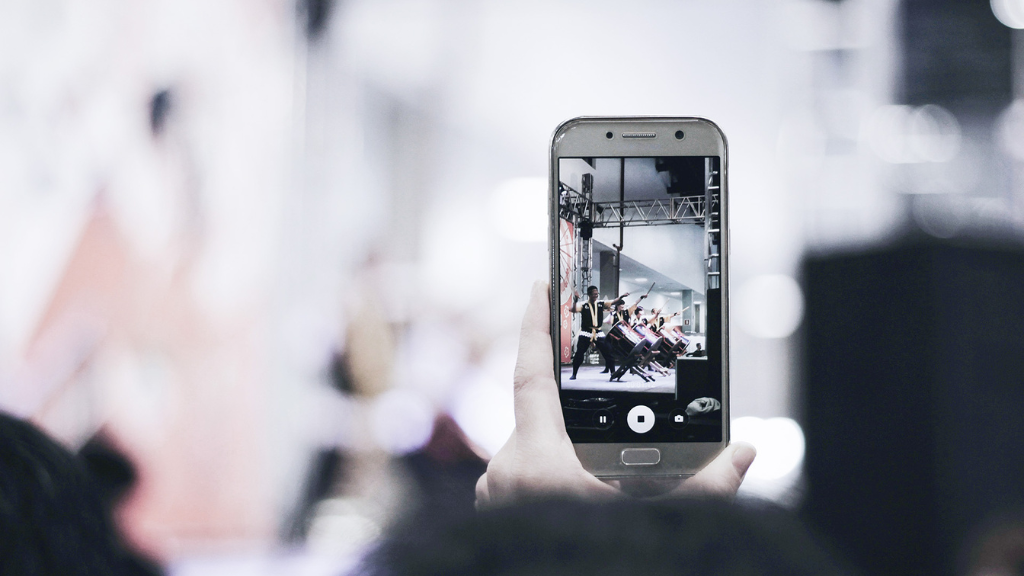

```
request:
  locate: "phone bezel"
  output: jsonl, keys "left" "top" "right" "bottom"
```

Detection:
{"left": 549, "top": 116, "right": 730, "bottom": 478}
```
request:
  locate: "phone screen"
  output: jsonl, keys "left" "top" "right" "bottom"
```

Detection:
{"left": 557, "top": 156, "right": 722, "bottom": 443}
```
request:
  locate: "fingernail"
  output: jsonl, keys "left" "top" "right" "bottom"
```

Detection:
{"left": 732, "top": 442, "right": 756, "bottom": 477}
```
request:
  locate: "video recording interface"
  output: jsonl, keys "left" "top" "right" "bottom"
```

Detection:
{"left": 558, "top": 156, "right": 722, "bottom": 443}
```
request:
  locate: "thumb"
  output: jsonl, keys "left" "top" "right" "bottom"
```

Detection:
{"left": 512, "top": 281, "right": 566, "bottom": 444}
{"left": 676, "top": 442, "right": 756, "bottom": 497}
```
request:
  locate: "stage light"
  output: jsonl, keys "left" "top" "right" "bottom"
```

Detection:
{"left": 634, "top": 277, "right": 648, "bottom": 282}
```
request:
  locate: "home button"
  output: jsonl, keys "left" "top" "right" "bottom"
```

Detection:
{"left": 621, "top": 448, "right": 661, "bottom": 466}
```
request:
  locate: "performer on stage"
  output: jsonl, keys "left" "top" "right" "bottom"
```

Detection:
{"left": 631, "top": 306, "right": 648, "bottom": 328}
{"left": 611, "top": 293, "right": 647, "bottom": 325}
{"left": 570, "top": 286, "right": 628, "bottom": 380}
{"left": 650, "top": 308, "right": 682, "bottom": 331}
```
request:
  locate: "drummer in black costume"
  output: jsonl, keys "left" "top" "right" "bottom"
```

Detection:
{"left": 570, "top": 286, "right": 628, "bottom": 380}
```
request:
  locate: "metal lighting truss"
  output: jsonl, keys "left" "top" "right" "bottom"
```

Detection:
{"left": 704, "top": 158, "right": 721, "bottom": 291}
{"left": 559, "top": 184, "right": 708, "bottom": 228}
{"left": 590, "top": 196, "right": 706, "bottom": 227}
{"left": 558, "top": 167, "right": 722, "bottom": 294}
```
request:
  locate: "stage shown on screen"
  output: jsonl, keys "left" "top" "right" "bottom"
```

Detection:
{"left": 557, "top": 156, "right": 723, "bottom": 443}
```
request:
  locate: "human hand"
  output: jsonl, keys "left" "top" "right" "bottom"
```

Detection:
{"left": 639, "top": 294, "right": 648, "bottom": 300}
{"left": 475, "top": 281, "right": 755, "bottom": 509}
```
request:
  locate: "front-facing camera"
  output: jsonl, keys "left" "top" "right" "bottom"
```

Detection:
{"left": 606, "top": 131, "right": 613, "bottom": 139}
{"left": 675, "top": 130, "right": 684, "bottom": 140}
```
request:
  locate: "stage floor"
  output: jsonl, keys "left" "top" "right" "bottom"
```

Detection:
{"left": 560, "top": 364, "right": 674, "bottom": 394}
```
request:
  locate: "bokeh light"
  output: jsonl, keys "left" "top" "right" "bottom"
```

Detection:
{"left": 369, "top": 389, "right": 436, "bottom": 455}
{"left": 863, "top": 104, "right": 961, "bottom": 164}
{"left": 991, "top": 0, "right": 1024, "bottom": 28}
{"left": 732, "top": 416, "right": 806, "bottom": 481}
{"left": 734, "top": 274, "right": 805, "bottom": 340}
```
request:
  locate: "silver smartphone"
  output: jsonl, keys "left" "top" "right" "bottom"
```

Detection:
{"left": 549, "top": 117, "right": 729, "bottom": 478}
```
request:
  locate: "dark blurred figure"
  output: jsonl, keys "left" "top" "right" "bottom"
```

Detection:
{"left": 802, "top": 230, "right": 1024, "bottom": 576}
{"left": 364, "top": 496, "right": 851, "bottom": 576}
{"left": 960, "top": 512, "right": 1024, "bottom": 576}
{"left": 286, "top": 351, "right": 486, "bottom": 544}
{"left": 285, "top": 447, "right": 347, "bottom": 543}
{"left": 400, "top": 414, "right": 487, "bottom": 519}
{"left": 0, "top": 412, "right": 153, "bottom": 575}
{"left": 78, "top": 435, "right": 164, "bottom": 576}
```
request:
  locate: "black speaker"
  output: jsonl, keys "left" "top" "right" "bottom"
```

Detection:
{"left": 675, "top": 357, "right": 709, "bottom": 401}
{"left": 801, "top": 234, "right": 1024, "bottom": 576}
{"left": 580, "top": 221, "right": 593, "bottom": 240}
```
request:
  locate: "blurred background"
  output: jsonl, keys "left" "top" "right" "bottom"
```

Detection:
{"left": 2, "top": 0, "right": 1023, "bottom": 573}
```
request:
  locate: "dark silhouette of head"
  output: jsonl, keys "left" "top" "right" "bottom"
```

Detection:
{"left": 0, "top": 412, "right": 141, "bottom": 575}
{"left": 364, "top": 496, "right": 849, "bottom": 576}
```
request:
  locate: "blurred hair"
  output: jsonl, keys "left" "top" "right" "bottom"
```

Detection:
{"left": 0, "top": 412, "right": 135, "bottom": 575}
{"left": 587, "top": 286, "right": 599, "bottom": 294}
{"left": 364, "top": 496, "right": 852, "bottom": 576}
{"left": 78, "top": 434, "right": 138, "bottom": 509}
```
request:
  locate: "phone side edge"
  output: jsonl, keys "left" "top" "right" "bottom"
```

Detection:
{"left": 549, "top": 120, "right": 582, "bottom": 387}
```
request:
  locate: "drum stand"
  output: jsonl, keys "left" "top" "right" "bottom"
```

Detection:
{"left": 638, "top": 340, "right": 670, "bottom": 376}
{"left": 610, "top": 341, "right": 655, "bottom": 382}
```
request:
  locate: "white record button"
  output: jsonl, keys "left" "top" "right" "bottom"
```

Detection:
{"left": 626, "top": 405, "right": 655, "bottom": 434}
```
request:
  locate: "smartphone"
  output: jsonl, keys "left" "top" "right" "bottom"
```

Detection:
{"left": 549, "top": 117, "right": 728, "bottom": 478}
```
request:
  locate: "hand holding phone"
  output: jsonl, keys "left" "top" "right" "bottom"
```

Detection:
{"left": 475, "top": 282, "right": 755, "bottom": 508}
